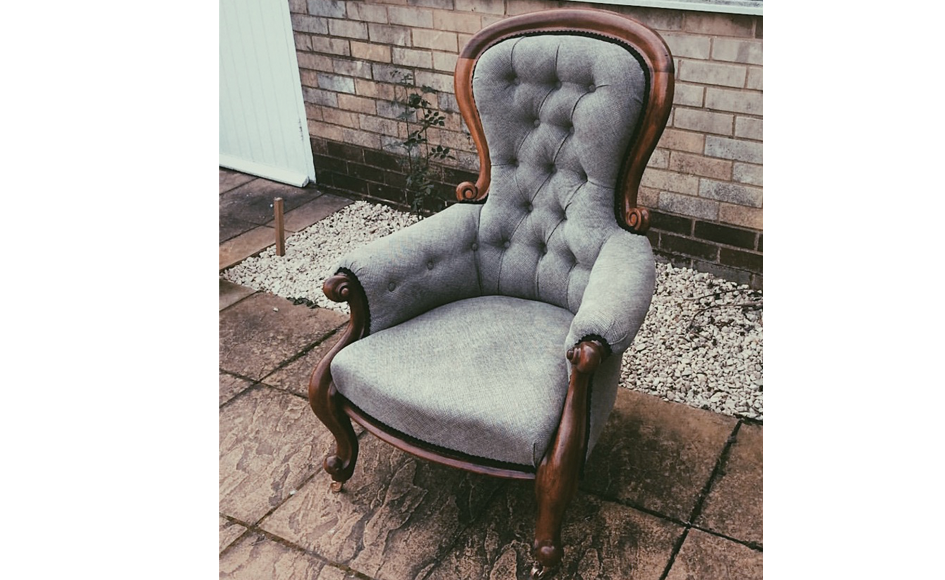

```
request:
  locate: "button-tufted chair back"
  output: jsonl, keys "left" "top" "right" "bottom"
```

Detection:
{"left": 471, "top": 34, "right": 648, "bottom": 314}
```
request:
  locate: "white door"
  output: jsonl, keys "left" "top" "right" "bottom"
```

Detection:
{"left": 220, "top": 0, "right": 316, "bottom": 187}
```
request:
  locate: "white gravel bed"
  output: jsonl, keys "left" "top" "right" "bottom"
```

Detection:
{"left": 223, "top": 201, "right": 762, "bottom": 421}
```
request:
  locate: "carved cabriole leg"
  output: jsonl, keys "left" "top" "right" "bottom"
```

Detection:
{"left": 307, "top": 272, "right": 369, "bottom": 492}
{"left": 531, "top": 340, "right": 604, "bottom": 579}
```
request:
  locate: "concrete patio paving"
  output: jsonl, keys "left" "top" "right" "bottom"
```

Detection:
{"left": 219, "top": 168, "right": 762, "bottom": 579}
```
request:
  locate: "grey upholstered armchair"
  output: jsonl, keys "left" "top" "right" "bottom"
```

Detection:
{"left": 309, "top": 9, "right": 674, "bottom": 578}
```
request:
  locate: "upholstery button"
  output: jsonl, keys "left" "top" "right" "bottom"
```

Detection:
{"left": 503, "top": 240, "right": 511, "bottom": 249}
{"left": 554, "top": 81, "right": 562, "bottom": 89}
{"left": 588, "top": 84, "right": 596, "bottom": 92}
{"left": 568, "top": 125, "right": 575, "bottom": 135}
{"left": 471, "top": 242, "right": 478, "bottom": 251}
{"left": 513, "top": 77, "right": 521, "bottom": 85}
{"left": 427, "top": 260, "right": 434, "bottom": 270}
{"left": 387, "top": 282, "right": 396, "bottom": 291}
{"left": 525, "top": 202, "right": 533, "bottom": 212}
{"left": 533, "top": 118, "right": 540, "bottom": 127}
{"left": 539, "top": 243, "right": 547, "bottom": 254}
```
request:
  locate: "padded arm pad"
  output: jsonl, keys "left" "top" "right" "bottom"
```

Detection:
{"left": 565, "top": 231, "right": 655, "bottom": 356}
{"left": 334, "top": 203, "right": 483, "bottom": 334}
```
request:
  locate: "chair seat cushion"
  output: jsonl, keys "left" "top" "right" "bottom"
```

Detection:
{"left": 331, "top": 295, "right": 575, "bottom": 469}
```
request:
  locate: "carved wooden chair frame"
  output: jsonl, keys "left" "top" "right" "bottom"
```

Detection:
{"left": 308, "top": 9, "right": 674, "bottom": 578}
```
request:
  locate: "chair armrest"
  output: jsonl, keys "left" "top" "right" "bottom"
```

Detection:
{"left": 332, "top": 203, "right": 483, "bottom": 334}
{"left": 565, "top": 231, "right": 655, "bottom": 356}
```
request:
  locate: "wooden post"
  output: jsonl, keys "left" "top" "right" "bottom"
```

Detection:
{"left": 274, "top": 197, "right": 285, "bottom": 256}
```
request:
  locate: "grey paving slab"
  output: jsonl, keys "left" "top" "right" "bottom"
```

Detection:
{"left": 220, "top": 532, "right": 359, "bottom": 580}
{"left": 221, "top": 214, "right": 263, "bottom": 244}
{"left": 219, "top": 386, "right": 331, "bottom": 524}
{"left": 220, "top": 371, "right": 254, "bottom": 407}
{"left": 260, "top": 435, "right": 503, "bottom": 580}
{"left": 220, "top": 169, "right": 256, "bottom": 194}
{"left": 219, "top": 278, "right": 256, "bottom": 311}
{"left": 263, "top": 338, "right": 338, "bottom": 397}
{"left": 220, "top": 177, "right": 322, "bottom": 226}
{"left": 219, "top": 226, "right": 276, "bottom": 271}
{"left": 664, "top": 529, "right": 762, "bottom": 580}
{"left": 582, "top": 388, "right": 738, "bottom": 522}
{"left": 219, "top": 516, "right": 248, "bottom": 553}
{"left": 424, "top": 483, "right": 682, "bottom": 580}
{"left": 695, "top": 422, "right": 763, "bottom": 545}
{"left": 219, "top": 293, "right": 346, "bottom": 381}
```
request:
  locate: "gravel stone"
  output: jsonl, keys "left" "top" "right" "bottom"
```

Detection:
{"left": 222, "top": 201, "right": 763, "bottom": 421}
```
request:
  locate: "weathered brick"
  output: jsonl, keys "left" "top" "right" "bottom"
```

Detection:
{"left": 330, "top": 171, "right": 370, "bottom": 195}
{"left": 409, "top": 0, "right": 454, "bottom": 9}
{"left": 616, "top": 6, "right": 685, "bottom": 31}
{"left": 388, "top": 5, "right": 434, "bottom": 27}
{"left": 692, "top": 260, "right": 752, "bottom": 286}
{"left": 694, "top": 221, "right": 756, "bottom": 250}
{"left": 437, "top": 92, "right": 460, "bottom": 113}
{"left": 291, "top": 14, "right": 328, "bottom": 34}
{"left": 433, "top": 10, "right": 481, "bottom": 33}
{"left": 355, "top": 78, "right": 395, "bottom": 100}
{"left": 392, "top": 47, "right": 433, "bottom": 68}
{"left": 376, "top": 98, "right": 409, "bottom": 120}
{"left": 683, "top": 12, "right": 754, "bottom": 37}
{"left": 660, "top": 233, "right": 719, "bottom": 261}
{"left": 321, "top": 107, "right": 360, "bottom": 129}
{"left": 372, "top": 63, "right": 414, "bottom": 87}
{"left": 346, "top": 161, "right": 386, "bottom": 184}
{"left": 289, "top": 0, "right": 307, "bottom": 14}
{"left": 308, "top": 119, "right": 344, "bottom": 141}
{"left": 307, "top": 0, "right": 345, "bottom": 18}
{"left": 673, "top": 83, "right": 704, "bottom": 107}
{"left": 346, "top": 2, "right": 388, "bottom": 23}
{"left": 326, "top": 141, "right": 363, "bottom": 163}
{"left": 368, "top": 23, "right": 412, "bottom": 46}
{"left": 641, "top": 167, "right": 699, "bottom": 195}
{"left": 658, "top": 128, "right": 705, "bottom": 153}
{"left": 359, "top": 114, "right": 402, "bottom": 137}
{"left": 294, "top": 32, "right": 312, "bottom": 51}
{"left": 699, "top": 178, "right": 762, "bottom": 207}
{"left": 673, "top": 108, "right": 733, "bottom": 136}
{"left": 432, "top": 51, "right": 458, "bottom": 72}
{"left": 310, "top": 36, "right": 350, "bottom": 56}
{"left": 706, "top": 87, "right": 762, "bottom": 115}
{"left": 455, "top": 0, "right": 504, "bottom": 14}
{"left": 337, "top": 94, "right": 377, "bottom": 115}
{"left": 413, "top": 29, "right": 458, "bottom": 52}
{"left": 705, "top": 136, "right": 763, "bottom": 163}
{"left": 678, "top": 60, "right": 747, "bottom": 88}
{"left": 297, "top": 52, "right": 332, "bottom": 71}
{"left": 647, "top": 148, "right": 669, "bottom": 169}
{"left": 670, "top": 152, "right": 732, "bottom": 180}
{"left": 299, "top": 68, "right": 319, "bottom": 88}
{"left": 414, "top": 70, "right": 453, "bottom": 93}
{"left": 649, "top": 210, "right": 693, "bottom": 235}
{"left": 304, "top": 103, "right": 323, "bottom": 122}
{"left": 659, "top": 192, "right": 719, "bottom": 221}
{"left": 719, "top": 247, "right": 762, "bottom": 273}
{"left": 507, "top": 0, "right": 557, "bottom": 16}
{"left": 734, "top": 116, "right": 763, "bottom": 140}
{"left": 328, "top": 18, "right": 368, "bottom": 39}
{"left": 746, "top": 66, "right": 763, "bottom": 90}
{"left": 363, "top": 147, "right": 404, "bottom": 171}
{"left": 712, "top": 38, "right": 763, "bottom": 65}
{"left": 660, "top": 32, "right": 711, "bottom": 59}
{"left": 719, "top": 202, "right": 762, "bottom": 229}
{"left": 350, "top": 41, "right": 391, "bottom": 63}
{"left": 316, "top": 73, "right": 356, "bottom": 94}
{"left": 341, "top": 128, "right": 382, "bottom": 151}
{"left": 732, "top": 162, "right": 762, "bottom": 186}
{"left": 302, "top": 87, "right": 338, "bottom": 107}
{"left": 332, "top": 58, "right": 373, "bottom": 79}
{"left": 638, "top": 186, "right": 659, "bottom": 208}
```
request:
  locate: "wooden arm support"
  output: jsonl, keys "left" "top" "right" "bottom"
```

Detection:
{"left": 531, "top": 339, "right": 606, "bottom": 577}
{"left": 308, "top": 272, "right": 370, "bottom": 487}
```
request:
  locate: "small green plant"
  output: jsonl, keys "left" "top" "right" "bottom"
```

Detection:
{"left": 390, "top": 70, "right": 454, "bottom": 216}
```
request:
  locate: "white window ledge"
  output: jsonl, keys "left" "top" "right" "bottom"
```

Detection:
{"left": 571, "top": 0, "right": 762, "bottom": 16}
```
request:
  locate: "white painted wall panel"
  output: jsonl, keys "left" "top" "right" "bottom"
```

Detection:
{"left": 220, "top": 0, "right": 316, "bottom": 186}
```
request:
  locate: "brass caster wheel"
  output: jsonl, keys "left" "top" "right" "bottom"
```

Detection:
{"left": 329, "top": 481, "right": 344, "bottom": 493}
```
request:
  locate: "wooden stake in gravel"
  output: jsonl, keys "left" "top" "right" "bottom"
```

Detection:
{"left": 274, "top": 197, "right": 285, "bottom": 256}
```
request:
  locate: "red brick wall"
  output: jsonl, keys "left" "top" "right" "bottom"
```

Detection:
{"left": 289, "top": 0, "right": 763, "bottom": 288}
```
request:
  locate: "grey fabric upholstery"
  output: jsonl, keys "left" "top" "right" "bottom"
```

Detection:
{"left": 329, "top": 33, "right": 655, "bottom": 468}
{"left": 472, "top": 35, "right": 647, "bottom": 314}
{"left": 332, "top": 296, "right": 576, "bottom": 468}
{"left": 336, "top": 203, "right": 482, "bottom": 334}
